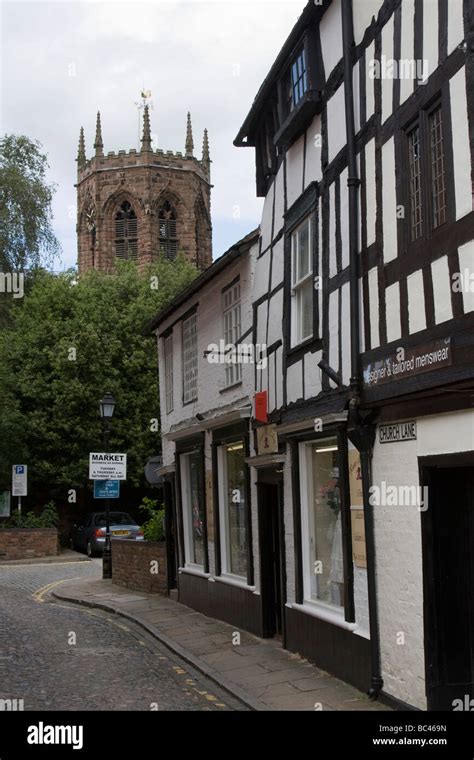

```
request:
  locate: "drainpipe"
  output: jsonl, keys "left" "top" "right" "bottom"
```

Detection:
{"left": 341, "top": 0, "right": 383, "bottom": 698}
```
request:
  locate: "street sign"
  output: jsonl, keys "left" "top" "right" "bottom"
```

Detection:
{"left": 379, "top": 421, "right": 417, "bottom": 444}
{"left": 89, "top": 453, "right": 127, "bottom": 480}
{"left": 93, "top": 480, "right": 120, "bottom": 499}
{"left": 144, "top": 455, "right": 164, "bottom": 485}
{"left": 12, "top": 465, "right": 27, "bottom": 497}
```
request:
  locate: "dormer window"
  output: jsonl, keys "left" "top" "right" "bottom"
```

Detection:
{"left": 274, "top": 32, "right": 322, "bottom": 153}
{"left": 284, "top": 49, "right": 308, "bottom": 116}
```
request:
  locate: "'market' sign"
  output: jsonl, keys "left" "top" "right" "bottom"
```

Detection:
{"left": 89, "top": 453, "right": 127, "bottom": 480}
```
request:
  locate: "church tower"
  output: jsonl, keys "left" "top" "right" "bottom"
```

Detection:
{"left": 76, "top": 106, "right": 212, "bottom": 273}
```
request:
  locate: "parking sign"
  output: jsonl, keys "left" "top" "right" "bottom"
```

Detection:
{"left": 12, "top": 465, "right": 27, "bottom": 497}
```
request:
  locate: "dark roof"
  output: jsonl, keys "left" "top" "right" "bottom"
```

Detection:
{"left": 143, "top": 227, "right": 260, "bottom": 334}
{"left": 234, "top": 0, "right": 328, "bottom": 147}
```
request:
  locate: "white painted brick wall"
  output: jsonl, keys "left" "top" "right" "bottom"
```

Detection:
{"left": 372, "top": 436, "right": 426, "bottom": 708}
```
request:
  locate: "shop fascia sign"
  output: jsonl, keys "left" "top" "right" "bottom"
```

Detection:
{"left": 363, "top": 338, "right": 451, "bottom": 388}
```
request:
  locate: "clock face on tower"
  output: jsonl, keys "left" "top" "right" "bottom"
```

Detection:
{"left": 86, "top": 207, "right": 96, "bottom": 232}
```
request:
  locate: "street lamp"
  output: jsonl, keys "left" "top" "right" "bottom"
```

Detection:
{"left": 99, "top": 392, "right": 115, "bottom": 579}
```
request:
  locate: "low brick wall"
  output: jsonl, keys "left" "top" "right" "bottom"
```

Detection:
{"left": 0, "top": 528, "right": 59, "bottom": 561}
{"left": 111, "top": 539, "right": 167, "bottom": 594}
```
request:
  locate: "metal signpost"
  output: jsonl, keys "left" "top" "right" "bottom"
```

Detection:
{"left": 89, "top": 453, "right": 126, "bottom": 580}
{"left": 12, "top": 465, "right": 27, "bottom": 520}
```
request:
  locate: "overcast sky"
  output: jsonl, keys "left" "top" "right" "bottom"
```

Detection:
{"left": 0, "top": 0, "right": 304, "bottom": 270}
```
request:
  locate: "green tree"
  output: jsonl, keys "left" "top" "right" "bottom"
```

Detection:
{"left": 0, "top": 134, "right": 60, "bottom": 271}
{"left": 0, "top": 259, "right": 197, "bottom": 497}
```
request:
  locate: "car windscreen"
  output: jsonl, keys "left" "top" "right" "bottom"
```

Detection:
{"left": 94, "top": 513, "right": 135, "bottom": 526}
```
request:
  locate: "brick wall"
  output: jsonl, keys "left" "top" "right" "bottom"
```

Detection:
{"left": 0, "top": 529, "right": 58, "bottom": 560}
{"left": 111, "top": 539, "right": 167, "bottom": 594}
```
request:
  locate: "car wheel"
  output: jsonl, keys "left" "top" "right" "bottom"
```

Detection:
{"left": 86, "top": 540, "right": 96, "bottom": 558}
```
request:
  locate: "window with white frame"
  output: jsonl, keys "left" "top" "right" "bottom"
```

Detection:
{"left": 299, "top": 437, "right": 344, "bottom": 611}
{"left": 291, "top": 217, "right": 313, "bottom": 345}
{"left": 217, "top": 441, "right": 248, "bottom": 579}
{"left": 180, "top": 449, "right": 204, "bottom": 568}
{"left": 182, "top": 313, "right": 197, "bottom": 403}
{"left": 223, "top": 281, "right": 242, "bottom": 388}
{"left": 163, "top": 333, "right": 173, "bottom": 413}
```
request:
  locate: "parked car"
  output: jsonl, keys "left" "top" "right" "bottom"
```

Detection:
{"left": 70, "top": 512, "right": 144, "bottom": 557}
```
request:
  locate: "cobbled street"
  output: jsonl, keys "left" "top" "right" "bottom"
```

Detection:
{"left": 0, "top": 560, "right": 246, "bottom": 711}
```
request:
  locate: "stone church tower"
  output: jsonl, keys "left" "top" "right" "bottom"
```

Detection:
{"left": 76, "top": 107, "right": 212, "bottom": 272}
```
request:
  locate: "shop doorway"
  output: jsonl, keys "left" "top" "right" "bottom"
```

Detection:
{"left": 257, "top": 470, "right": 286, "bottom": 640}
{"left": 421, "top": 458, "right": 474, "bottom": 710}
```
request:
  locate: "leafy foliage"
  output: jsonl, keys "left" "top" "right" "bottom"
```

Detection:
{"left": 0, "top": 135, "right": 60, "bottom": 270}
{"left": 0, "top": 259, "right": 197, "bottom": 495}
{"left": 1, "top": 500, "right": 58, "bottom": 529}
{"left": 139, "top": 497, "right": 165, "bottom": 542}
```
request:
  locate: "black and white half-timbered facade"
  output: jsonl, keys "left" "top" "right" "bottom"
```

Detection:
{"left": 148, "top": 0, "right": 473, "bottom": 711}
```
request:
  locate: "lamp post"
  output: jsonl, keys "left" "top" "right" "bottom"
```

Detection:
{"left": 99, "top": 392, "right": 115, "bottom": 579}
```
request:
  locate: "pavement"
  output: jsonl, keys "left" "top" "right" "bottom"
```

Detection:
{"left": 0, "top": 548, "right": 91, "bottom": 566}
{"left": 53, "top": 574, "right": 391, "bottom": 712}
{"left": 0, "top": 561, "right": 245, "bottom": 711}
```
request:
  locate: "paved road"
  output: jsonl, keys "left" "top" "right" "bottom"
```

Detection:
{"left": 0, "top": 559, "right": 246, "bottom": 711}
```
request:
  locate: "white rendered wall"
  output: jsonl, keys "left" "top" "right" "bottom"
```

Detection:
{"left": 450, "top": 68, "right": 472, "bottom": 221}
{"left": 373, "top": 409, "right": 474, "bottom": 709}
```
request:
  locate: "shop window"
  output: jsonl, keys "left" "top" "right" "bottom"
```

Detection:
{"left": 300, "top": 437, "right": 344, "bottom": 610}
{"left": 180, "top": 448, "right": 205, "bottom": 568}
{"left": 217, "top": 440, "right": 248, "bottom": 579}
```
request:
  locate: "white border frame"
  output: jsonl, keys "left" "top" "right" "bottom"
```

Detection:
{"left": 180, "top": 450, "right": 204, "bottom": 572}
{"left": 298, "top": 437, "right": 345, "bottom": 621}
{"left": 217, "top": 443, "right": 248, "bottom": 583}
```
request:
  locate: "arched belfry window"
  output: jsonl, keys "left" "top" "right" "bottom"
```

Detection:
{"left": 158, "top": 200, "right": 178, "bottom": 260}
{"left": 115, "top": 201, "right": 138, "bottom": 260}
